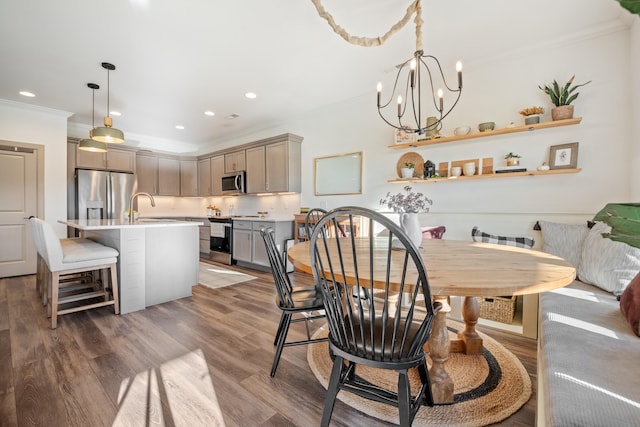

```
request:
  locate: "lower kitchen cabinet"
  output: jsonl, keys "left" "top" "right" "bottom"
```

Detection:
{"left": 232, "top": 219, "right": 293, "bottom": 269}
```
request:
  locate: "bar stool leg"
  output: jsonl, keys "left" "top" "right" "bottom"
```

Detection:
{"left": 110, "top": 264, "right": 120, "bottom": 315}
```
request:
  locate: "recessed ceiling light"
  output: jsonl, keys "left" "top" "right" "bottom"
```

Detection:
{"left": 225, "top": 114, "right": 240, "bottom": 120}
{"left": 204, "top": 111, "right": 215, "bottom": 116}
{"left": 245, "top": 92, "right": 257, "bottom": 99}
{"left": 175, "top": 125, "right": 184, "bottom": 130}
{"left": 110, "top": 111, "right": 121, "bottom": 116}
{"left": 19, "top": 91, "right": 35, "bottom": 97}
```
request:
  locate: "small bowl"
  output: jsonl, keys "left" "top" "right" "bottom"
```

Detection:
{"left": 454, "top": 126, "right": 471, "bottom": 136}
{"left": 478, "top": 122, "right": 495, "bottom": 132}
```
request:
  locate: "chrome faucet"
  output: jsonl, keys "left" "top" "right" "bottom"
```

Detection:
{"left": 129, "top": 192, "right": 156, "bottom": 223}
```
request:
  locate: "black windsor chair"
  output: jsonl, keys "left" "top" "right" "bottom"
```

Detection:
{"left": 304, "top": 208, "right": 328, "bottom": 240}
{"left": 260, "top": 227, "right": 327, "bottom": 377}
{"left": 308, "top": 206, "right": 441, "bottom": 427}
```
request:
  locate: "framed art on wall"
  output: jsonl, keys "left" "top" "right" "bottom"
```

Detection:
{"left": 314, "top": 151, "right": 363, "bottom": 196}
{"left": 549, "top": 142, "right": 579, "bottom": 169}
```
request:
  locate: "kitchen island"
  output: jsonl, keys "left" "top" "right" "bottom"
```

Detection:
{"left": 60, "top": 218, "right": 202, "bottom": 314}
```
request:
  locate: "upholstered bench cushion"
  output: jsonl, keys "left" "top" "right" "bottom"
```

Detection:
{"left": 62, "top": 239, "right": 119, "bottom": 263}
{"left": 538, "top": 280, "right": 640, "bottom": 426}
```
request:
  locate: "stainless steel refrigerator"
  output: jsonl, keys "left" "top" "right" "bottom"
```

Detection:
{"left": 75, "top": 169, "right": 136, "bottom": 221}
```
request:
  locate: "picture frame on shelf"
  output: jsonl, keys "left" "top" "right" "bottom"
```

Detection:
{"left": 549, "top": 142, "right": 579, "bottom": 169}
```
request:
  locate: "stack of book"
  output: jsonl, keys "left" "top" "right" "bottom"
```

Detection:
{"left": 495, "top": 165, "right": 527, "bottom": 174}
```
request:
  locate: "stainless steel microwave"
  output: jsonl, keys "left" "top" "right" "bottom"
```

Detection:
{"left": 221, "top": 171, "right": 246, "bottom": 195}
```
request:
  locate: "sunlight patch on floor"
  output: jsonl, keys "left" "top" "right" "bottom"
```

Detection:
{"left": 114, "top": 349, "right": 225, "bottom": 426}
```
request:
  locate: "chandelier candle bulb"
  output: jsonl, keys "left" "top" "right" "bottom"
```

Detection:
{"left": 410, "top": 60, "right": 416, "bottom": 88}
{"left": 377, "top": 82, "right": 382, "bottom": 107}
{"left": 397, "top": 96, "right": 402, "bottom": 116}
{"left": 438, "top": 89, "right": 443, "bottom": 112}
{"left": 457, "top": 61, "right": 463, "bottom": 88}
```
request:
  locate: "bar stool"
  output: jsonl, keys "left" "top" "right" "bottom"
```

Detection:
{"left": 29, "top": 218, "right": 120, "bottom": 328}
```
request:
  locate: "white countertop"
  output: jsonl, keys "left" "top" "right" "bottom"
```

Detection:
{"left": 60, "top": 219, "right": 204, "bottom": 230}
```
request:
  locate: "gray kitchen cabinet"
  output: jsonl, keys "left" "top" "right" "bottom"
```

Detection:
{"left": 232, "top": 220, "right": 253, "bottom": 263}
{"left": 244, "top": 136, "right": 302, "bottom": 194}
{"left": 210, "top": 155, "right": 224, "bottom": 196}
{"left": 265, "top": 139, "right": 301, "bottom": 193}
{"left": 224, "top": 150, "right": 245, "bottom": 173}
{"left": 136, "top": 153, "right": 158, "bottom": 194}
{"left": 180, "top": 159, "right": 198, "bottom": 196}
{"left": 245, "top": 146, "right": 266, "bottom": 194}
{"left": 232, "top": 219, "right": 293, "bottom": 269}
{"left": 158, "top": 157, "right": 180, "bottom": 196}
{"left": 75, "top": 145, "right": 135, "bottom": 173}
{"left": 198, "top": 157, "right": 212, "bottom": 196}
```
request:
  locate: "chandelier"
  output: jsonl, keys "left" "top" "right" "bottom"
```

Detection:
{"left": 311, "top": 0, "right": 463, "bottom": 135}
{"left": 90, "top": 62, "right": 125, "bottom": 144}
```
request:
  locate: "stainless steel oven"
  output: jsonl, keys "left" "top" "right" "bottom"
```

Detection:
{"left": 208, "top": 216, "right": 234, "bottom": 265}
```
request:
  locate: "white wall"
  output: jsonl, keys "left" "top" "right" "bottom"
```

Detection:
{"left": 201, "top": 25, "right": 635, "bottom": 240}
{"left": 0, "top": 100, "right": 71, "bottom": 237}
{"left": 630, "top": 17, "right": 640, "bottom": 199}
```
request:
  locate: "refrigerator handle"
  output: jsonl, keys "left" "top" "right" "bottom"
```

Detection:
{"left": 107, "top": 174, "right": 113, "bottom": 219}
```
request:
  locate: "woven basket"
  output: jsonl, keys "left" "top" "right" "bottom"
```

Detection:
{"left": 477, "top": 296, "right": 517, "bottom": 324}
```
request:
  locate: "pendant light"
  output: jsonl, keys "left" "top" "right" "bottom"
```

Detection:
{"left": 90, "top": 62, "right": 125, "bottom": 144}
{"left": 79, "top": 83, "right": 107, "bottom": 152}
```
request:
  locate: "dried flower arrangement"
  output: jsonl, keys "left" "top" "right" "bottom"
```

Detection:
{"left": 380, "top": 185, "right": 432, "bottom": 214}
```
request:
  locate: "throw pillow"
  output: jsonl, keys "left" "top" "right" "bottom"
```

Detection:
{"left": 471, "top": 226, "right": 534, "bottom": 249}
{"left": 620, "top": 271, "right": 640, "bottom": 337}
{"left": 538, "top": 220, "right": 589, "bottom": 268}
{"left": 577, "top": 222, "right": 640, "bottom": 295}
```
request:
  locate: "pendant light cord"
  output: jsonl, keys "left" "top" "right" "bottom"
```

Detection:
{"left": 106, "top": 68, "right": 110, "bottom": 118}
{"left": 310, "top": 0, "right": 423, "bottom": 51}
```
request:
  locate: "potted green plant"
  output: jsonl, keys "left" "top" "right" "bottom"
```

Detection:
{"left": 538, "top": 75, "right": 591, "bottom": 121}
{"left": 401, "top": 162, "right": 415, "bottom": 179}
{"left": 505, "top": 152, "right": 521, "bottom": 166}
{"left": 518, "top": 106, "right": 545, "bottom": 125}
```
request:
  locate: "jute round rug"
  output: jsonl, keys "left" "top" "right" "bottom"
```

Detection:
{"left": 307, "top": 321, "right": 531, "bottom": 427}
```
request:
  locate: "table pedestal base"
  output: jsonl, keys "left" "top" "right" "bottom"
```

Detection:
{"left": 428, "top": 296, "right": 454, "bottom": 404}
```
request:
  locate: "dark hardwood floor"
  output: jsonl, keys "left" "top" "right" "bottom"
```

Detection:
{"left": 0, "top": 265, "right": 537, "bottom": 426}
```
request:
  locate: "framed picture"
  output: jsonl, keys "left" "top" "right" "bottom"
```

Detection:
{"left": 314, "top": 151, "right": 363, "bottom": 196}
{"left": 549, "top": 142, "right": 579, "bottom": 169}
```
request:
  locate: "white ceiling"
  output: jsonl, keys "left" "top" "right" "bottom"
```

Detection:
{"left": 0, "top": 0, "right": 630, "bottom": 153}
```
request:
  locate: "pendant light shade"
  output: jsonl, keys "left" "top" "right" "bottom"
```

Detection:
{"left": 91, "top": 62, "right": 124, "bottom": 144}
{"left": 79, "top": 83, "right": 107, "bottom": 153}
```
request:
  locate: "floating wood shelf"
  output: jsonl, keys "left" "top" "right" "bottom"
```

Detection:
{"left": 388, "top": 168, "right": 582, "bottom": 183}
{"left": 389, "top": 117, "right": 582, "bottom": 149}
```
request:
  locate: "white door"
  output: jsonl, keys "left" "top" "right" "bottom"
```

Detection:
{"left": 0, "top": 144, "right": 38, "bottom": 277}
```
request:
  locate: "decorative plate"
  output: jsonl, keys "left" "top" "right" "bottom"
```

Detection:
{"left": 396, "top": 152, "right": 425, "bottom": 178}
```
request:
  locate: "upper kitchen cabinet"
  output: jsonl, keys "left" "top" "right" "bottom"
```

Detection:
{"left": 266, "top": 137, "right": 301, "bottom": 193}
{"left": 224, "top": 150, "right": 245, "bottom": 173}
{"left": 158, "top": 157, "right": 181, "bottom": 196}
{"left": 210, "top": 155, "right": 224, "bottom": 196}
{"left": 198, "top": 157, "right": 212, "bottom": 196}
{"left": 180, "top": 159, "right": 198, "bottom": 196}
{"left": 75, "top": 144, "right": 135, "bottom": 173}
{"left": 245, "top": 146, "right": 266, "bottom": 194}
{"left": 244, "top": 134, "right": 303, "bottom": 194}
{"left": 136, "top": 153, "right": 158, "bottom": 194}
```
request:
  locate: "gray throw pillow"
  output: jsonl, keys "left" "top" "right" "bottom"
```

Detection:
{"left": 578, "top": 222, "right": 640, "bottom": 295}
{"left": 539, "top": 220, "right": 589, "bottom": 269}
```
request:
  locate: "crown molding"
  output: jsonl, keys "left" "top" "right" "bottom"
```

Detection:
{"left": 0, "top": 98, "right": 73, "bottom": 118}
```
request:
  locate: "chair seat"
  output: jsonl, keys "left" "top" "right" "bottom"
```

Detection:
{"left": 276, "top": 287, "right": 324, "bottom": 311}
{"left": 62, "top": 239, "right": 119, "bottom": 263}
{"left": 332, "top": 316, "right": 423, "bottom": 361}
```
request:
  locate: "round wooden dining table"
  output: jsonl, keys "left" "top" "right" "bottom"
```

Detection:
{"left": 287, "top": 238, "right": 576, "bottom": 404}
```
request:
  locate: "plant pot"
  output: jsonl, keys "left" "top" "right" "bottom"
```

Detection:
{"left": 401, "top": 167, "right": 415, "bottom": 179}
{"left": 506, "top": 158, "right": 520, "bottom": 166}
{"left": 551, "top": 105, "right": 574, "bottom": 121}
{"left": 524, "top": 114, "right": 541, "bottom": 125}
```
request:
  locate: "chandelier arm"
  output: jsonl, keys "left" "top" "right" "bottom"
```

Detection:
{"left": 421, "top": 55, "right": 460, "bottom": 92}
{"left": 310, "top": 0, "right": 420, "bottom": 47}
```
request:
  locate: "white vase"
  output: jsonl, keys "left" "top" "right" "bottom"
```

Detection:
{"left": 400, "top": 213, "right": 423, "bottom": 248}
{"left": 401, "top": 167, "right": 414, "bottom": 179}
